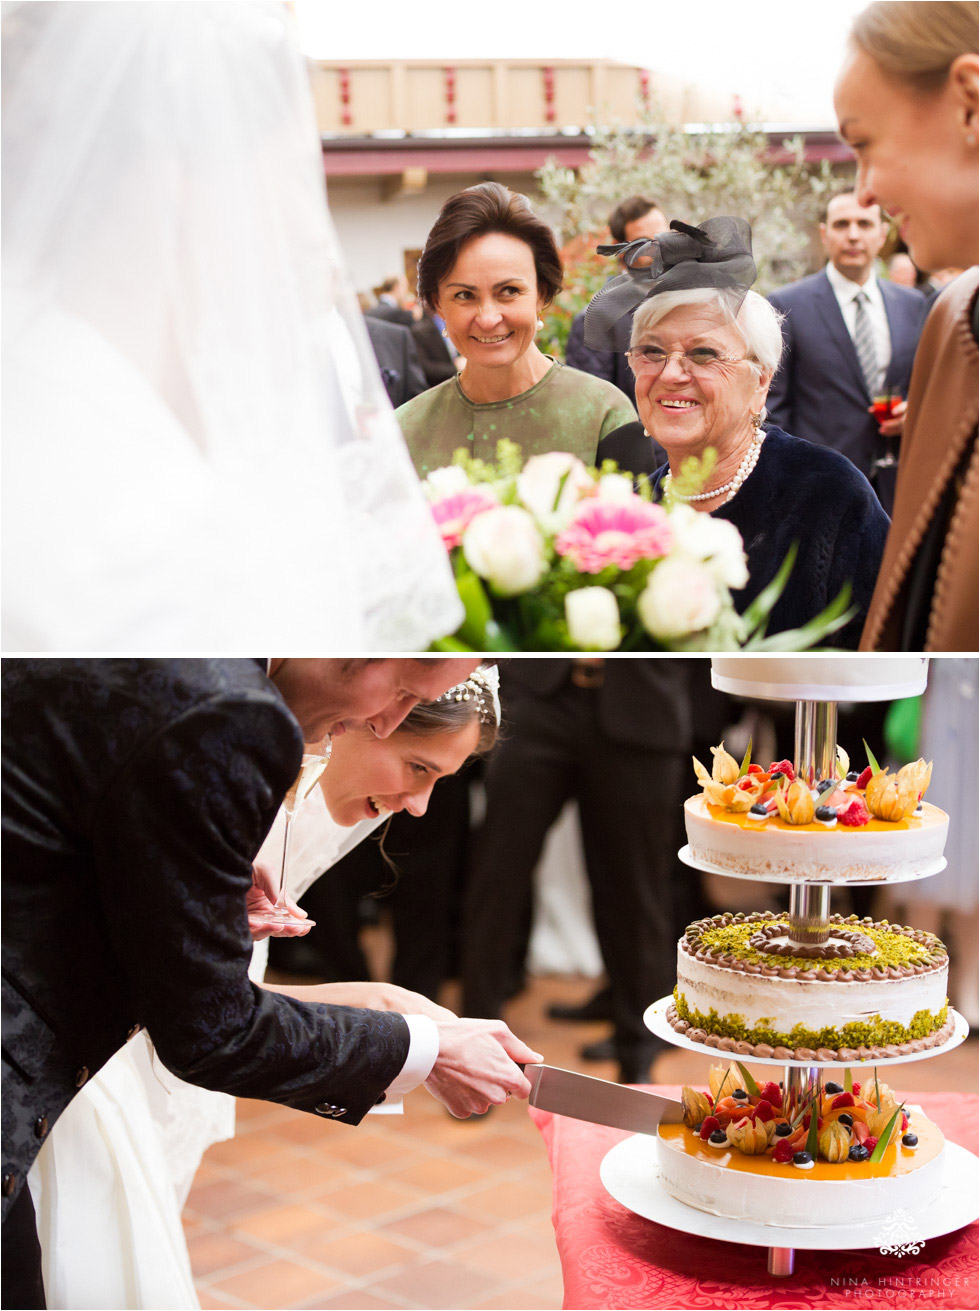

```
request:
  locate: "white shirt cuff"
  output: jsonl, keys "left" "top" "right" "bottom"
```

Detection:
{"left": 385, "top": 1014, "right": 439, "bottom": 1097}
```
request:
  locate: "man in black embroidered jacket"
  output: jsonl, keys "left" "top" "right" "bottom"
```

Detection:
{"left": 1, "top": 658, "right": 536, "bottom": 1307}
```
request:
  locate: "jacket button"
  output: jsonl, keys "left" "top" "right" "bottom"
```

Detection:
{"left": 74, "top": 1067, "right": 90, "bottom": 1088}
{"left": 2, "top": 1173, "right": 16, "bottom": 1198}
{"left": 126, "top": 1024, "right": 141, "bottom": 1041}
{"left": 314, "top": 1103, "right": 346, "bottom": 1118}
{"left": 34, "top": 1116, "right": 49, "bottom": 1139}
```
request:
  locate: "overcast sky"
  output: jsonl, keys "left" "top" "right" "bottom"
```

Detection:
{"left": 294, "top": 0, "right": 868, "bottom": 127}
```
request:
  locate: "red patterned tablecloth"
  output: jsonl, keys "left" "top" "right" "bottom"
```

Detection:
{"left": 531, "top": 1086, "right": 978, "bottom": 1310}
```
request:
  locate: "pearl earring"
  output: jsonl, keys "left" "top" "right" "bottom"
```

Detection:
{"left": 441, "top": 327, "right": 449, "bottom": 338}
{"left": 536, "top": 318, "right": 544, "bottom": 330}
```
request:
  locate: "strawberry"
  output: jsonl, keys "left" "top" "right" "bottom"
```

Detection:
{"left": 855, "top": 766, "right": 874, "bottom": 790}
{"left": 771, "top": 1137, "right": 796, "bottom": 1164}
{"left": 747, "top": 763, "right": 765, "bottom": 775}
{"left": 737, "top": 777, "right": 757, "bottom": 792}
{"left": 852, "top": 1119, "right": 871, "bottom": 1145}
{"left": 759, "top": 1081, "right": 783, "bottom": 1108}
{"left": 768, "top": 759, "right": 795, "bottom": 782}
{"left": 901, "top": 1112, "right": 909, "bottom": 1130}
{"left": 699, "top": 1116, "right": 720, "bottom": 1141}
{"left": 831, "top": 1092, "right": 856, "bottom": 1109}
{"left": 838, "top": 797, "right": 871, "bottom": 827}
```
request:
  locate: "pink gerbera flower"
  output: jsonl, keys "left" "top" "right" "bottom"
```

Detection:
{"left": 430, "top": 488, "right": 499, "bottom": 550}
{"left": 554, "top": 499, "right": 674, "bottom": 573}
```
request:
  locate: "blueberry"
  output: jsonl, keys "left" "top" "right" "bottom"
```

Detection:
{"left": 770, "top": 771, "right": 785, "bottom": 783}
{"left": 774, "top": 1122, "right": 792, "bottom": 1137}
{"left": 902, "top": 1133, "right": 918, "bottom": 1147}
{"left": 793, "top": 1151, "right": 813, "bottom": 1165}
{"left": 846, "top": 771, "right": 860, "bottom": 782}
{"left": 749, "top": 803, "right": 768, "bottom": 815}
{"left": 815, "top": 805, "right": 837, "bottom": 821}
{"left": 709, "top": 1130, "right": 728, "bottom": 1144}
{"left": 693, "top": 1122, "right": 702, "bottom": 1135}
{"left": 838, "top": 1113, "right": 854, "bottom": 1128}
{"left": 848, "top": 1144, "right": 870, "bottom": 1162}
{"left": 825, "top": 1081, "right": 843, "bottom": 1094}
{"left": 816, "top": 778, "right": 837, "bottom": 793}
{"left": 733, "top": 1088, "right": 748, "bottom": 1100}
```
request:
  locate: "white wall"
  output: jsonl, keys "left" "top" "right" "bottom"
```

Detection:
{"left": 326, "top": 170, "right": 550, "bottom": 296}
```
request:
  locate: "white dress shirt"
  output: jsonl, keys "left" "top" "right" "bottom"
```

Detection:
{"left": 825, "top": 262, "right": 892, "bottom": 394}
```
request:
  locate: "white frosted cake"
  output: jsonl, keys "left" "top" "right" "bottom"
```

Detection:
{"left": 711, "top": 656, "right": 928, "bottom": 703}
{"left": 668, "top": 912, "right": 951, "bottom": 1061}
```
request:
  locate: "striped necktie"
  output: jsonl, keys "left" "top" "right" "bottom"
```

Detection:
{"left": 852, "top": 290, "right": 879, "bottom": 396}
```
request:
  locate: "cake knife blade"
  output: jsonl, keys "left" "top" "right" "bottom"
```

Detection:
{"left": 525, "top": 1064, "right": 685, "bottom": 1134}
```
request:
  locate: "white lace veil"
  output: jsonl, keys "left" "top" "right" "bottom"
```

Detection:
{"left": 1, "top": 1, "right": 462, "bottom": 650}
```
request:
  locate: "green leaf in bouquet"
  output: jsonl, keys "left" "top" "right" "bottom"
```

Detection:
{"left": 741, "top": 542, "right": 799, "bottom": 636}
{"left": 452, "top": 569, "right": 502, "bottom": 649}
{"left": 661, "top": 449, "right": 717, "bottom": 506}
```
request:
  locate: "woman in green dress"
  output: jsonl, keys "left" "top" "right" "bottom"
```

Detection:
{"left": 398, "top": 183, "right": 635, "bottom": 476}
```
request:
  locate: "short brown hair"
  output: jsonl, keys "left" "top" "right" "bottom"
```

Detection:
{"left": 608, "top": 195, "right": 664, "bottom": 243}
{"left": 850, "top": 1, "right": 979, "bottom": 93}
{"left": 416, "top": 182, "right": 563, "bottom": 312}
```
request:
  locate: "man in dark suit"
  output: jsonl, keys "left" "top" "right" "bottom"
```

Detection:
{"left": 460, "top": 659, "right": 691, "bottom": 1086}
{"left": 1, "top": 658, "right": 536, "bottom": 1307}
{"left": 365, "top": 275, "right": 416, "bottom": 328}
{"left": 766, "top": 192, "right": 930, "bottom": 513}
{"left": 364, "top": 315, "right": 428, "bottom": 407}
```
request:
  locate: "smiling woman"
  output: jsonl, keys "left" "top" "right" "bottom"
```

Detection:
{"left": 396, "top": 183, "right": 636, "bottom": 476}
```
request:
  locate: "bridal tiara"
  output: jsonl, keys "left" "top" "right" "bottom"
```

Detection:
{"left": 437, "top": 664, "right": 501, "bottom": 726}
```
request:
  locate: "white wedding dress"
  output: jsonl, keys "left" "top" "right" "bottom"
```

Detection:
{"left": 28, "top": 790, "right": 383, "bottom": 1310}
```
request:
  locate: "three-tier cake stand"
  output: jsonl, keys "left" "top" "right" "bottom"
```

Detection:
{"left": 601, "top": 657, "right": 975, "bottom": 1277}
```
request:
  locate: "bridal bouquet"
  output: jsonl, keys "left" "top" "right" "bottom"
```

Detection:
{"left": 424, "top": 442, "right": 848, "bottom": 652}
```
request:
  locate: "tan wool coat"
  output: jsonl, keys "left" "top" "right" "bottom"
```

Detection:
{"left": 861, "top": 269, "right": 979, "bottom": 652}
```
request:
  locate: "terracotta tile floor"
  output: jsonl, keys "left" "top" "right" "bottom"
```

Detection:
{"left": 185, "top": 963, "right": 978, "bottom": 1310}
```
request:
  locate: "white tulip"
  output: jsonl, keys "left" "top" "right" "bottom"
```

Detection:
{"left": 422, "top": 464, "right": 471, "bottom": 501}
{"left": 595, "top": 472, "right": 637, "bottom": 505}
{"left": 565, "top": 586, "right": 622, "bottom": 650}
{"left": 517, "top": 452, "right": 593, "bottom": 530}
{"left": 639, "top": 556, "right": 722, "bottom": 639}
{"left": 668, "top": 505, "right": 749, "bottom": 590}
{"left": 462, "top": 505, "right": 547, "bottom": 595}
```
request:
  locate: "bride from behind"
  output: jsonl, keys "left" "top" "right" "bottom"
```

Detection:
{"left": 28, "top": 669, "right": 501, "bottom": 1309}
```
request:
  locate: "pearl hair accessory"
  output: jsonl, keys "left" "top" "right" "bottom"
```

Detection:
{"left": 436, "top": 664, "right": 501, "bottom": 725}
{"left": 664, "top": 413, "right": 766, "bottom": 505}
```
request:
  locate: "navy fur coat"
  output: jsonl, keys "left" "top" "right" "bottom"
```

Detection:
{"left": 596, "top": 425, "right": 890, "bottom": 647}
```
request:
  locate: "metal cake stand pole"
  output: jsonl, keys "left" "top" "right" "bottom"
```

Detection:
{"left": 767, "top": 700, "right": 838, "bottom": 1277}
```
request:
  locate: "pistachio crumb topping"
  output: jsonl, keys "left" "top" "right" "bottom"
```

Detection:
{"left": 688, "top": 915, "right": 944, "bottom": 973}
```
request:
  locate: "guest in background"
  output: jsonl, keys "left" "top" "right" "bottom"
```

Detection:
{"left": 397, "top": 183, "right": 635, "bottom": 477}
{"left": 835, "top": 0, "right": 978, "bottom": 650}
{"left": 461, "top": 660, "right": 691, "bottom": 1086}
{"left": 594, "top": 217, "right": 889, "bottom": 646}
{"left": 366, "top": 275, "right": 417, "bottom": 327}
{"left": 363, "top": 315, "right": 428, "bottom": 408}
{"left": 887, "top": 251, "right": 921, "bottom": 288}
{"left": 412, "top": 308, "right": 459, "bottom": 387}
{"left": 766, "top": 192, "right": 929, "bottom": 513}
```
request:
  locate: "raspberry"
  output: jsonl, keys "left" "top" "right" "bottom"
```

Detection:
{"left": 753, "top": 1100, "right": 775, "bottom": 1123}
{"left": 699, "top": 1116, "right": 720, "bottom": 1141}
{"left": 768, "top": 759, "right": 795, "bottom": 782}
{"left": 855, "top": 766, "right": 874, "bottom": 790}
{"left": 771, "top": 1137, "right": 796, "bottom": 1164}
{"left": 838, "top": 797, "right": 871, "bottom": 827}
{"left": 852, "top": 1083, "right": 862, "bottom": 1096}
{"left": 864, "top": 1136, "right": 879, "bottom": 1153}
{"left": 831, "top": 1092, "right": 856, "bottom": 1109}
{"left": 760, "top": 1081, "right": 783, "bottom": 1108}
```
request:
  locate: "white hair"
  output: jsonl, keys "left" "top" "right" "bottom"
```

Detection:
{"left": 630, "top": 287, "right": 785, "bottom": 377}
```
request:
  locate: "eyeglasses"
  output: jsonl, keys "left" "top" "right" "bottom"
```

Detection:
{"left": 626, "top": 345, "right": 747, "bottom": 377}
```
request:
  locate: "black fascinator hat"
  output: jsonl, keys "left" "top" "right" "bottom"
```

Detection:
{"left": 583, "top": 216, "right": 757, "bottom": 351}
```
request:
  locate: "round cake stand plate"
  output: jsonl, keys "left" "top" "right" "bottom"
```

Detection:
{"left": 644, "top": 996, "right": 970, "bottom": 1069}
{"left": 677, "top": 844, "right": 948, "bottom": 886}
{"left": 599, "top": 1134, "right": 979, "bottom": 1252}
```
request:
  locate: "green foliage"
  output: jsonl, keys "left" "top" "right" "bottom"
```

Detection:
{"left": 537, "top": 108, "right": 843, "bottom": 296}
{"left": 539, "top": 253, "right": 609, "bottom": 360}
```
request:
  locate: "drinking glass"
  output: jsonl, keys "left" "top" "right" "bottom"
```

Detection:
{"left": 872, "top": 392, "right": 903, "bottom": 471}
{"left": 269, "top": 750, "right": 331, "bottom": 925}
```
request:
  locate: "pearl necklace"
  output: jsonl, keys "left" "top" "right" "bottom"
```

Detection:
{"left": 664, "top": 427, "right": 766, "bottom": 505}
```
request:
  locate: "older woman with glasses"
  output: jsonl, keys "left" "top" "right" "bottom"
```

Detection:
{"left": 593, "top": 217, "right": 889, "bottom": 646}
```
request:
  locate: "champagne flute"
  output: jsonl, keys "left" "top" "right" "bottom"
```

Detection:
{"left": 270, "top": 749, "right": 331, "bottom": 925}
{"left": 872, "top": 391, "right": 903, "bottom": 470}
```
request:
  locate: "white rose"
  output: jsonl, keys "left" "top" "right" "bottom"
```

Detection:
{"left": 422, "top": 465, "right": 471, "bottom": 501}
{"left": 638, "top": 556, "right": 722, "bottom": 639}
{"left": 668, "top": 505, "right": 749, "bottom": 590}
{"left": 595, "top": 472, "right": 637, "bottom": 505}
{"left": 565, "top": 586, "right": 622, "bottom": 650}
{"left": 517, "top": 452, "right": 593, "bottom": 531}
{"left": 462, "top": 505, "right": 548, "bottom": 595}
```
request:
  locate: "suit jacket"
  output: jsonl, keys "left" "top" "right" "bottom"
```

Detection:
{"left": 1, "top": 659, "right": 409, "bottom": 1219}
{"left": 500, "top": 659, "right": 691, "bottom": 753}
{"left": 767, "top": 271, "right": 929, "bottom": 483}
{"left": 366, "top": 299, "right": 416, "bottom": 329}
{"left": 411, "top": 314, "right": 457, "bottom": 388}
{"left": 860, "top": 270, "right": 979, "bottom": 651}
{"left": 364, "top": 316, "right": 427, "bottom": 408}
